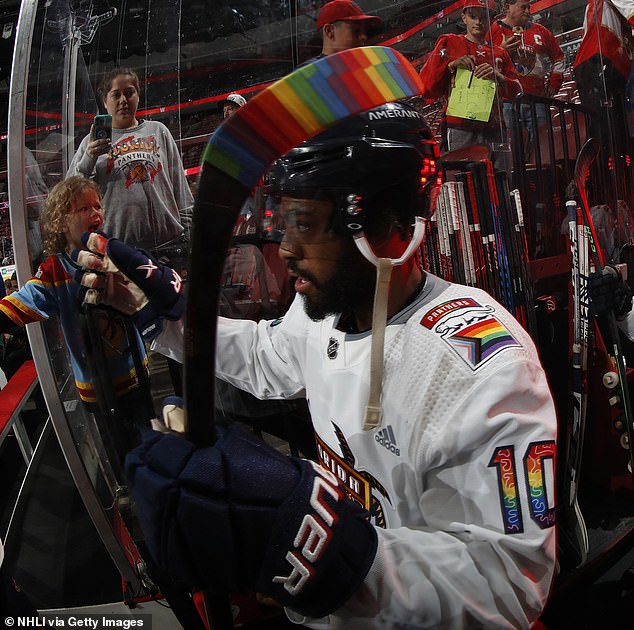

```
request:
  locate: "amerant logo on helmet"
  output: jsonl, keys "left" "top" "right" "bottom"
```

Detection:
{"left": 367, "top": 108, "right": 421, "bottom": 121}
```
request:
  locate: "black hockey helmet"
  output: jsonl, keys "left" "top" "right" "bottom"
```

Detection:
{"left": 265, "top": 101, "right": 441, "bottom": 235}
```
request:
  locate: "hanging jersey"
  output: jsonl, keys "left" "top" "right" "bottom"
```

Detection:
{"left": 489, "top": 20, "right": 565, "bottom": 97}
{"left": 574, "top": 0, "right": 634, "bottom": 81}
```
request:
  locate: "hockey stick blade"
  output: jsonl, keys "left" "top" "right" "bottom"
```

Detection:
{"left": 187, "top": 45, "right": 426, "bottom": 446}
{"left": 574, "top": 137, "right": 602, "bottom": 267}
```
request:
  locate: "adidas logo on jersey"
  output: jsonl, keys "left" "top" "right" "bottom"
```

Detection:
{"left": 375, "top": 425, "right": 400, "bottom": 456}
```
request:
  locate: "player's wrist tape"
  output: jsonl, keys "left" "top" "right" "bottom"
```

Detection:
{"left": 125, "top": 424, "right": 378, "bottom": 618}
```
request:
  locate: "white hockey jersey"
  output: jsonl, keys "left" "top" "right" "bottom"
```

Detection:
{"left": 206, "top": 273, "right": 558, "bottom": 629}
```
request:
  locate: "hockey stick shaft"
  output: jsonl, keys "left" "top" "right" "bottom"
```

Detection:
{"left": 573, "top": 138, "right": 634, "bottom": 480}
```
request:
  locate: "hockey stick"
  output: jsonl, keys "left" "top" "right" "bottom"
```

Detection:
{"left": 448, "top": 182, "right": 475, "bottom": 285}
{"left": 437, "top": 185, "right": 454, "bottom": 281}
{"left": 184, "top": 46, "right": 426, "bottom": 627}
{"left": 565, "top": 197, "right": 590, "bottom": 565}
{"left": 457, "top": 171, "right": 488, "bottom": 292}
{"left": 467, "top": 162, "right": 501, "bottom": 302}
{"left": 509, "top": 189, "right": 538, "bottom": 337}
{"left": 495, "top": 173, "right": 525, "bottom": 326}
{"left": 572, "top": 138, "right": 634, "bottom": 482}
{"left": 187, "top": 45, "right": 425, "bottom": 445}
{"left": 437, "top": 145, "right": 491, "bottom": 286}
{"left": 486, "top": 162, "right": 514, "bottom": 313}
{"left": 495, "top": 172, "right": 524, "bottom": 324}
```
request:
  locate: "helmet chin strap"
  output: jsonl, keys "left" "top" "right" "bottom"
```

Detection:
{"left": 353, "top": 217, "right": 426, "bottom": 430}
{"left": 353, "top": 216, "right": 426, "bottom": 267}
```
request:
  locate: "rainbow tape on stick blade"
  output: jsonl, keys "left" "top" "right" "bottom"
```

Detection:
{"left": 202, "top": 46, "right": 423, "bottom": 187}
{"left": 186, "top": 45, "right": 423, "bottom": 448}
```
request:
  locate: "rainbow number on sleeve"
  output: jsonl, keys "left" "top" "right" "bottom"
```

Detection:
{"left": 202, "top": 46, "right": 423, "bottom": 188}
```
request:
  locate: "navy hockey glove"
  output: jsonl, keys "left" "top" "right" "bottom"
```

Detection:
{"left": 125, "top": 423, "right": 377, "bottom": 618}
{"left": 72, "top": 231, "right": 184, "bottom": 341}
{"left": 588, "top": 265, "right": 633, "bottom": 319}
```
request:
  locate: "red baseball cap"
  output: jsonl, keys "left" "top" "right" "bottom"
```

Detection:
{"left": 316, "top": 0, "right": 383, "bottom": 31}
{"left": 462, "top": 0, "right": 497, "bottom": 10}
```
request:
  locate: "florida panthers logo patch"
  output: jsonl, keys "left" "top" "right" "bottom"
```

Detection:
{"left": 513, "top": 43, "right": 537, "bottom": 76}
{"left": 421, "top": 298, "right": 520, "bottom": 369}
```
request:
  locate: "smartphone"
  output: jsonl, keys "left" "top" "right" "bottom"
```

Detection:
{"left": 93, "top": 114, "right": 112, "bottom": 141}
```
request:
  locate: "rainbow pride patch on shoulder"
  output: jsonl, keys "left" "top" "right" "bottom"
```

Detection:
{"left": 202, "top": 46, "right": 423, "bottom": 188}
{"left": 421, "top": 299, "right": 520, "bottom": 369}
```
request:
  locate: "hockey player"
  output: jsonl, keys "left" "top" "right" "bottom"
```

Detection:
{"left": 419, "top": 0, "right": 521, "bottom": 170}
{"left": 125, "top": 101, "right": 557, "bottom": 628}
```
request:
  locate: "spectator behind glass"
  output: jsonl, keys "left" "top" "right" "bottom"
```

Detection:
{"left": 221, "top": 93, "right": 246, "bottom": 119}
{"left": 419, "top": 0, "right": 521, "bottom": 170}
{"left": 0, "top": 176, "right": 150, "bottom": 448}
{"left": 67, "top": 68, "right": 193, "bottom": 253}
{"left": 573, "top": 0, "right": 634, "bottom": 209}
{"left": 489, "top": 0, "right": 565, "bottom": 162}
{"left": 304, "top": 0, "right": 382, "bottom": 65}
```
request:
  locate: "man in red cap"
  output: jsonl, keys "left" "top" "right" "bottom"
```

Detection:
{"left": 419, "top": 0, "right": 520, "bottom": 169}
{"left": 315, "top": 0, "right": 382, "bottom": 58}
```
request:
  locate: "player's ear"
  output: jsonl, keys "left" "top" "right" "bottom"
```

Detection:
{"left": 323, "top": 23, "right": 335, "bottom": 41}
{"left": 363, "top": 207, "right": 399, "bottom": 246}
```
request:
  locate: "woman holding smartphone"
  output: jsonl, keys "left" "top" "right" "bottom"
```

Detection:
{"left": 67, "top": 67, "right": 193, "bottom": 252}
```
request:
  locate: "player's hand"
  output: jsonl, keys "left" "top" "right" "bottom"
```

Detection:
{"left": 448, "top": 55, "right": 476, "bottom": 73}
{"left": 86, "top": 125, "right": 111, "bottom": 159}
{"left": 588, "top": 265, "right": 633, "bottom": 319}
{"left": 72, "top": 231, "right": 185, "bottom": 340}
{"left": 125, "top": 422, "right": 378, "bottom": 618}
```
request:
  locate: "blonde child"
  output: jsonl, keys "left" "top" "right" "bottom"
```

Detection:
{"left": 0, "top": 177, "right": 164, "bottom": 461}
{"left": 0, "top": 176, "right": 150, "bottom": 403}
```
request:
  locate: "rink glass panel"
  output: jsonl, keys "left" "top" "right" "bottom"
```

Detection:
{"left": 5, "top": 0, "right": 632, "bottom": 606}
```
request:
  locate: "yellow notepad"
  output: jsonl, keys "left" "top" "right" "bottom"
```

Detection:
{"left": 446, "top": 67, "right": 496, "bottom": 122}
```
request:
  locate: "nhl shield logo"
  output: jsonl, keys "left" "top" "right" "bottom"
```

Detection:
{"left": 327, "top": 337, "right": 339, "bottom": 359}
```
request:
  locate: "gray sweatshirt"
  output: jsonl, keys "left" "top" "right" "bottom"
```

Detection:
{"left": 67, "top": 119, "right": 194, "bottom": 250}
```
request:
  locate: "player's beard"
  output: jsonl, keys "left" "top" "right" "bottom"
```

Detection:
{"left": 298, "top": 243, "right": 377, "bottom": 323}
